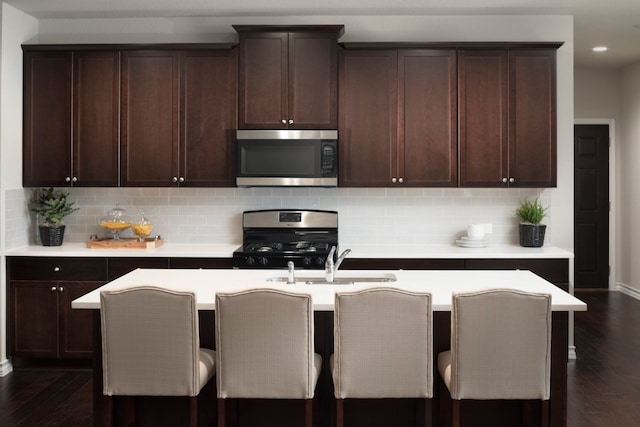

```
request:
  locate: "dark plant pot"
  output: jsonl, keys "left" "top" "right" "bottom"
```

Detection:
{"left": 519, "top": 223, "right": 546, "bottom": 247}
{"left": 39, "top": 225, "right": 65, "bottom": 246}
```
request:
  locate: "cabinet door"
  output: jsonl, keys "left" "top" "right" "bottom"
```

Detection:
{"left": 23, "top": 51, "right": 72, "bottom": 187}
{"left": 73, "top": 51, "right": 120, "bottom": 187}
{"left": 121, "top": 51, "right": 180, "bottom": 186}
{"left": 237, "top": 32, "right": 288, "bottom": 129}
{"left": 458, "top": 50, "right": 508, "bottom": 187}
{"left": 180, "top": 50, "right": 237, "bottom": 187}
{"left": 509, "top": 49, "right": 557, "bottom": 187}
{"left": 58, "top": 281, "right": 104, "bottom": 358}
{"left": 339, "top": 50, "right": 398, "bottom": 187}
{"left": 399, "top": 50, "right": 457, "bottom": 187}
{"left": 10, "top": 281, "right": 59, "bottom": 358}
{"left": 288, "top": 32, "right": 338, "bottom": 129}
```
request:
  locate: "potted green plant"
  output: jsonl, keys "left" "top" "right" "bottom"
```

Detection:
{"left": 29, "top": 187, "right": 79, "bottom": 246}
{"left": 514, "top": 197, "right": 547, "bottom": 247}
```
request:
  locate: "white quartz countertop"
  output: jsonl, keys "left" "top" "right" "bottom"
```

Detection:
{"left": 5, "top": 243, "right": 573, "bottom": 259}
{"left": 72, "top": 268, "right": 586, "bottom": 312}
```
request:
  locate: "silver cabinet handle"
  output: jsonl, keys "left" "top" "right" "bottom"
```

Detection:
{"left": 65, "top": 177, "right": 71, "bottom": 182}
{"left": 179, "top": 177, "right": 185, "bottom": 183}
{"left": 509, "top": 177, "right": 515, "bottom": 183}
{"left": 58, "top": 286, "right": 64, "bottom": 293}
{"left": 281, "top": 119, "right": 287, "bottom": 124}
{"left": 54, "top": 266, "right": 60, "bottom": 272}
{"left": 172, "top": 177, "right": 178, "bottom": 183}
{"left": 391, "top": 177, "right": 397, "bottom": 183}
{"left": 502, "top": 177, "right": 508, "bottom": 183}
{"left": 50, "top": 286, "right": 57, "bottom": 292}
{"left": 72, "top": 177, "right": 78, "bottom": 183}
{"left": 288, "top": 119, "right": 294, "bottom": 124}
{"left": 398, "top": 177, "right": 404, "bottom": 184}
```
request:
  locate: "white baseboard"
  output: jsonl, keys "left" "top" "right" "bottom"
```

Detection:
{"left": 0, "top": 358, "right": 13, "bottom": 377}
{"left": 615, "top": 282, "right": 640, "bottom": 300}
{"left": 568, "top": 345, "right": 577, "bottom": 360}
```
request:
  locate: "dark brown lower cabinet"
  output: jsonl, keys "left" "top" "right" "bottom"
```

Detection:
{"left": 8, "top": 256, "right": 234, "bottom": 361}
{"left": 8, "top": 257, "right": 107, "bottom": 359}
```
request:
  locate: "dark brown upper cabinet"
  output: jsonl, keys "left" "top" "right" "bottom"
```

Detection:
{"left": 338, "top": 48, "right": 457, "bottom": 187}
{"left": 23, "top": 49, "right": 120, "bottom": 187}
{"left": 234, "top": 25, "right": 344, "bottom": 129}
{"left": 459, "top": 48, "right": 558, "bottom": 187}
{"left": 121, "top": 48, "right": 237, "bottom": 187}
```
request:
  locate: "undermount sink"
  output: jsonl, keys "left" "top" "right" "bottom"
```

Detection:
{"left": 267, "top": 273, "right": 397, "bottom": 285}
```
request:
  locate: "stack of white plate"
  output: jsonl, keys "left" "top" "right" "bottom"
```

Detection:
{"left": 455, "top": 236, "right": 489, "bottom": 248}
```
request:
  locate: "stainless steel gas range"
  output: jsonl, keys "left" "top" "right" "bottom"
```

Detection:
{"left": 232, "top": 209, "right": 338, "bottom": 269}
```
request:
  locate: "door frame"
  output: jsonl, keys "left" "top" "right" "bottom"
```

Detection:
{"left": 574, "top": 118, "right": 616, "bottom": 290}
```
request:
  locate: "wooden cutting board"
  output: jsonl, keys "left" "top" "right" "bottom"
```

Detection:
{"left": 86, "top": 237, "right": 163, "bottom": 249}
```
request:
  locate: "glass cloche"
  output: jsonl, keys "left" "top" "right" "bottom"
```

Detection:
{"left": 132, "top": 211, "right": 153, "bottom": 241}
{"left": 99, "top": 203, "right": 132, "bottom": 240}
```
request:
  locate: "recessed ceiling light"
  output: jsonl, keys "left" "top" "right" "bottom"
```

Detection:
{"left": 593, "top": 46, "right": 608, "bottom": 52}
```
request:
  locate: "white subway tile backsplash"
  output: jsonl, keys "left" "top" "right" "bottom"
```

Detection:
{"left": 4, "top": 187, "right": 552, "bottom": 248}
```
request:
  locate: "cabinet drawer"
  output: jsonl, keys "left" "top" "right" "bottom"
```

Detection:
{"left": 107, "top": 257, "right": 169, "bottom": 280}
{"left": 341, "top": 258, "right": 465, "bottom": 270}
{"left": 7, "top": 257, "right": 107, "bottom": 281}
{"left": 169, "top": 258, "right": 233, "bottom": 269}
{"left": 464, "top": 258, "right": 569, "bottom": 284}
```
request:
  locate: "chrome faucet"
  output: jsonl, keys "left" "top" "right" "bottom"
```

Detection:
{"left": 325, "top": 246, "right": 352, "bottom": 283}
{"left": 287, "top": 261, "right": 296, "bottom": 284}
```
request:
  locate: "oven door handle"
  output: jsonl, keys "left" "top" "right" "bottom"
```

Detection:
{"left": 294, "top": 231, "right": 330, "bottom": 235}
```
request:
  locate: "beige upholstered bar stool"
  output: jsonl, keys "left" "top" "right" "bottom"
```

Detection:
{"left": 332, "top": 287, "right": 433, "bottom": 427}
{"left": 437, "top": 289, "right": 552, "bottom": 427}
{"left": 100, "top": 286, "right": 216, "bottom": 427}
{"left": 215, "top": 289, "right": 322, "bottom": 427}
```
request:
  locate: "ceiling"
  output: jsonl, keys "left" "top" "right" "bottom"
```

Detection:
{"left": 6, "top": 0, "right": 640, "bottom": 69}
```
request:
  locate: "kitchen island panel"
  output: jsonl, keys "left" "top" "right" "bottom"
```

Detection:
{"left": 77, "top": 268, "right": 582, "bottom": 427}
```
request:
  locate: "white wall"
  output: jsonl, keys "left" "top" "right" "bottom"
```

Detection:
{"left": 0, "top": 2, "right": 38, "bottom": 374}
{"left": 574, "top": 68, "right": 621, "bottom": 119}
{"left": 620, "top": 62, "right": 640, "bottom": 295}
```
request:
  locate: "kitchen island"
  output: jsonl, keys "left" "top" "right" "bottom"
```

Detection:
{"left": 73, "top": 268, "right": 585, "bottom": 427}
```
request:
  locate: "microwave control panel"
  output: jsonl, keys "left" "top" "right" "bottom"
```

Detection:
{"left": 321, "top": 143, "right": 337, "bottom": 175}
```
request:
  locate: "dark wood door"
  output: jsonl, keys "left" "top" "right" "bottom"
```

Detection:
{"left": 180, "top": 50, "right": 237, "bottom": 187}
{"left": 574, "top": 124, "right": 609, "bottom": 288}
{"left": 458, "top": 50, "right": 508, "bottom": 187}
{"left": 237, "top": 32, "right": 288, "bottom": 129}
{"left": 10, "top": 281, "right": 59, "bottom": 358}
{"left": 73, "top": 51, "right": 120, "bottom": 187}
{"left": 288, "top": 32, "right": 338, "bottom": 129}
{"left": 399, "top": 49, "right": 457, "bottom": 187}
{"left": 339, "top": 50, "right": 398, "bottom": 187}
{"left": 23, "top": 51, "right": 72, "bottom": 187}
{"left": 509, "top": 49, "right": 557, "bottom": 187}
{"left": 121, "top": 50, "right": 180, "bottom": 186}
{"left": 58, "top": 281, "right": 104, "bottom": 358}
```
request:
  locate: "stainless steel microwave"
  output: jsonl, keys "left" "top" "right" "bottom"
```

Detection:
{"left": 236, "top": 130, "right": 338, "bottom": 187}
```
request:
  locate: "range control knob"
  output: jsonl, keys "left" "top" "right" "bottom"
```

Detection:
{"left": 315, "top": 257, "right": 325, "bottom": 266}
{"left": 303, "top": 257, "right": 312, "bottom": 267}
{"left": 245, "top": 257, "right": 256, "bottom": 266}
{"left": 258, "top": 257, "right": 269, "bottom": 266}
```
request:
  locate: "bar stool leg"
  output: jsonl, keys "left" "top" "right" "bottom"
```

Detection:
{"left": 305, "top": 399, "right": 313, "bottom": 427}
{"left": 336, "top": 399, "right": 344, "bottom": 427}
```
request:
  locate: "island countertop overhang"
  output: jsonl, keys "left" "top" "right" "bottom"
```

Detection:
{"left": 72, "top": 268, "right": 586, "bottom": 312}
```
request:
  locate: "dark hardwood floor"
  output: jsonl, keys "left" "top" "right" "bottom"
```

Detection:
{"left": 568, "top": 290, "right": 640, "bottom": 427}
{"left": 1, "top": 290, "right": 638, "bottom": 427}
